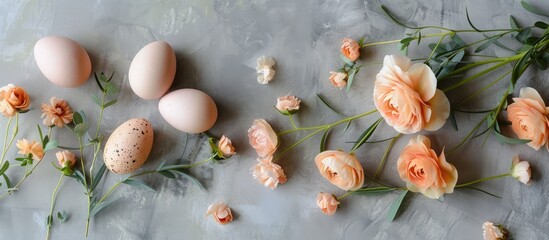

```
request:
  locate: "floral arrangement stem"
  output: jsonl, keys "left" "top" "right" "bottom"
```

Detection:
{"left": 0, "top": 160, "right": 41, "bottom": 200}
{"left": 374, "top": 134, "right": 401, "bottom": 178}
{"left": 455, "top": 173, "right": 511, "bottom": 188}
{"left": 277, "top": 109, "right": 378, "bottom": 136}
{"left": 0, "top": 113, "right": 19, "bottom": 167}
{"left": 46, "top": 173, "right": 64, "bottom": 240}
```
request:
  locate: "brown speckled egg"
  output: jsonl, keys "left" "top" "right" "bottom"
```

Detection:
{"left": 103, "top": 118, "right": 154, "bottom": 174}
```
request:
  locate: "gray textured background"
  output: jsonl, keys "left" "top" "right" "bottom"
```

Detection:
{"left": 0, "top": 0, "right": 548, "bottom": 239}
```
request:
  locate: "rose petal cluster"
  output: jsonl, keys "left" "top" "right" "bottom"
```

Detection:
{"left": 16, "top": 139, "right": 44, "bottom": 161}
{"left": 0, "top": 84, "right": 30, "bottom": 117}
{"left": 316, "top": 192, "right": 339, "bottom": 215}
{"left": 341, "top": 38, "right": 360, "bottom": 62}
{"left": 397, "top": 135, "right": 458, "bottom": 199}
{"left": 329, "top": 71, "right": 347, "bottom": 89}
{"left": 374, "top": 55, "right": 450, "bottom": 134}
{"left": 275, "top": 95, "right": 301, "bottom": 115}
{"left": 206, "top": 201, "right": 233, "bottom": 225}
{"left": 507, "top": 87, "right": 549, "bottom": 151}
{"left": 251, "top": 155, "right": 287, "bottom": 190}
{"left": 41, "top": 97, "right": 73, "bottom": 128}
{"left": 216, "top": 135, "right": 236, "bottom": 159}
{"left": 256, "top": 56, "right": 276, "bottom": 84}
{"left": 482, "top": 222, "right": 508, "bottom": 240}
{"left": 248, "top": 119, "right": 278, "bottom": 158}
{"left": 314, "top": 150, "right": 364, "bottom": 191}
{"left": 511, "top": 155, "right": 532, "bottom": 185}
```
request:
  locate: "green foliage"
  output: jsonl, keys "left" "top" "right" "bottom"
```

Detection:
{"left": 387, "top": 190, "right": 408, "bottom": 222}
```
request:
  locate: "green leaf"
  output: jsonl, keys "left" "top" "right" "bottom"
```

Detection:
{"left": 350, "top": 118, "right": 382, "bottom": 152}
{"left": 94, "top": 72, "right": 105, "bottom": 92}
{"left": 2, "top": 174, "right": 10, "bottom": 188}
{"left": 340, "top": 54, "right": 355, "bottom": 66}
{"left": 90, "top": 198, "right": 120, "bottom": 217}
{"left": 526, "top": 37, "right": 540, "bottom": 45}
{"left": 474, "top": 36, "right": 501, "bottom": 53}
{"left": 0, "top": 161, "right": 9, "bottom": 176}
{"left": 494, "top": 129, "right": 531, "bottom": 145}
{"left": 510, "top": 15, "right": 519, "bottom": 30}
{"left": 123, "top": 178, "right": 155, "bottom": 192}
{"left": 449, "top": 110, "right": 458, "bottom": 131}
{"left": 535, "top": 21, "right": 549, "bottom": 29}
{"left": 521, "top": 1, "right": 549, "bottom": 17}
{"left": 159, "top": 170, "right": 176, "bottom": 179}
{"left": 320, "top": 128, "right": 331, "bottom": 152}
{"left": 46, "top": 215, "right": 52, "bottom": 226}
{"left": 57, "top": 210, "right": 69, "bottom": 223}
{"left": 316, "top": 93, "right": 345, "bottom": 118}
{"left": 102, "top": 81, "right": 118, "bottom": 94}
{"left": 90, "top": 164, "right": 107, "bottom": 192}
{"left": 73, "top": 112, "right": 83, "bottom": 125}
{"left": 451, "top": 34, "right": 467, "bottom": 48}
{"left": 103, "top": 100, "right": 117, "bottom": 108}
{"left": 44, "top": 140, "right": 58, "bottom": 152}
{"left": 417, "top": 31, "right": 422, "bottom": 45}
{"left": 354, "top": 188, "right": 395, "bottom": 196}
{"left": 172, "top": 169, "right": 204, "bottom": 190}
{"left": 345, "top": 67, "right": 358, "bottom": 93}
{"left": 387, "top": 190, "right": 409, "bottom": 222}
{"left": 74, "top": 123, "right": 88, "bottom": 137}
{"left": 67, "top": 169, "right": 85, "bottom": 186}
{"left": 156, "top": 159, "right": 168, "bottom": 171}
{"left": 37, "top": 125, "right": 44, "bottom": 143}
{"left": 57, "top": 146, "right": 80, "bottom": 150}
{"left": 92, "top": 95, "right": 102, "bottom": 107}
{"left": 380, "top": 5, "right": 418, "bottom": 29}
{"left": 465, "top": 8, "right": 481, "bottom": 32}
{"left": 515, "top": 28, "right": 532, "bottom": 43}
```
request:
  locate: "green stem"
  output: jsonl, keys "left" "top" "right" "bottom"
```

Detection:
{"left": 455, "top": 173, "right": 511, "bottom": 188}
{"left": 438, "top": 58, "right": 509, "bottom": 80}
{"left": 374, "top": 133, "right": 401, "bottom": 178}
{"left": 0, "top": 113, "right": 18, "bottom": 167}
{"left": 45, "top": 174, "right": 64, "bottom": 240}
{"left": 278, "top": 109, "right": 378, "bottom": 136}
{"left": 456, "top": 69, "right": 512, "bottom": 106}
{"left": 0, "top": 115, "right": 13, "bottom": 166}
{"left": 274, "top": 128, "right": 326, "bottom": 161}
{"left": 90, "top": 91, "right": 107, "bottom": 190}
{"left": 361, "top": 32, "right": 451, "bottom": 48}
{"left": 0, "top": 159, "right": 42, "bottom": 200}
{"left": 336, "top": 186, "right": 398, "bottom": 200}
{"left": 425, "top": 32, "right": 451, "bottom": 62}
{"left": 288, "top": 114, "right": 297, "bottom": 129}
{"left": 442, "top": 58, "right": 517, "bottom": 92}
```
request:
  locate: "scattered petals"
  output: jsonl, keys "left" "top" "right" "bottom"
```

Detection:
{"left": 329, "top": 71, "right": 347, "bottom": 89}
{"left": 256, "top": 56, "right": 276, "bottom": 84}
{"left": 248, "top": 119, "right": 278, "bottom": 158}
{"left": 206, "top": 201, "right": 233, "bottom": 225}
{"left": 316, "top": 192, "right": 340, "bottom": 215}
{"left": 251, "top": 155, "right": 287, "bottom": 189}
{"left": 483, "top": 221, "right": 508, "bottom": 240}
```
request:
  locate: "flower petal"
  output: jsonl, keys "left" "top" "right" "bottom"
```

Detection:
{"left": 407, "top": 63, "right": 437, "bottom": 101}
{"left": 424, "top": 90, "right": 450, "bottom": 131}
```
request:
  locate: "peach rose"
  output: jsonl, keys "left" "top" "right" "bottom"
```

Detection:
{"left": 256, "top": 56, "right": 276, "bottom": 84}
{"left": 341, "top": 38, "right": 360, "bottom": 62}
{"left": 511, "top": 155, "right": 531, "bottom": 185}
{"left": 251, "top": 155, "right": 287, "bottom": 189}
{"left": 56, "top": 150, "right": 76, "bottom": 168}
{"left": 206, "top": 201, "right": 233, "bottom": 225}
{"left": 507, "top": 87, "right": 549, "bottom": 151}
{"left": 314, "top": 150, "right": 364, "bottom": 191}
{"left": 0, "top": 84, "right": 30, "bottom": 117}
{"left": 374, "top": 55, "right": 450, "bottom": 134}
{"left": 316, "top": 192, "right": 340, "bottom": 215}
{"left": 482, "top": 222, "right": 508, "bottom": 240}
{"left": 248, "top": 119, "right": 278, "bottom": 158}
{"left": 397, "top": 135, "right": 457, "bottom": 199}
{"left": 16, "top": 139, "right": 44, "bottom": 161}
{"left": 329, "top": 71, "right": 347, "bottom": 89}
{"left": 276, "top": 95, "right": 300, "bottom": 115}
{"left": 217, "top": 135, "right": 236, "bottom": 158}
{"left": 41, "top": 97, "right": 73, "bottom": 128}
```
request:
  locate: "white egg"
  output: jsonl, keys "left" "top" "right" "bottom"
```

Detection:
{"left": 128, "top": 41, "right": 176, "bottom": 100}
{"left": 34, "top": 36, "right": 92, "bottom": 88}
{"left": 158, "top": 89, "right": 218, "bottom": 133}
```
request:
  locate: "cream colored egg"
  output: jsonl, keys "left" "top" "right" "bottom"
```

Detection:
{"left": 103, "top": 118, "right": 154, "bottom": 174}
{"left": 158, "top": 89, "right": 218, "bottom": 133}
{"left": 34, "top": 36, "right": 92, "bottom": 88}
{"left": 129, "top": 41, "right": 176, "bottom": 100}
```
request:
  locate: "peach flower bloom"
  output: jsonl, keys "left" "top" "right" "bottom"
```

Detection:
{"left": 316, "top": 192, "right": 340, "bottom": 216}
{"left": 0, "top": 84, "right": 30, "bottom": 117}
{"left": 341, "top": 38, "right": 360, "bottom": 62}
{"left": 251, "top": 155, "right": 287, "bottom": 189}
{"left": 16, "top": 139, "right": 44, "bottom": 161}
{"left": 511, "top": 155, "right": 531, "bottom": 185}
{"left": 314, "top": 150, "right": 364, "bottom": 191}
{"left": 248, "top": 119, "right": 278, "bottom": 158}
{"left": 56, "top": 150, "right": 76, "bottom": 168}
{"left": 329, "top": 71, "right": 347, "bottom": 89}
{"left": 41, "top": 97, "right": 73, "bottom": 128}
{"left": 482, "top": 222, "right": 508, "bottom": 240}
{"left": 217, "top": 135, "right": 236, "bottom": 158}
{"left": 397, "top": 135, "right": 457, "bottom": 199}
{"left": 374, "top": 55, "right": 450, "bottom": 134}
{"left": 507, "top": 87, "right": 549, "bottom": 151}
{"left": 275, "top": 95, "right": 301, "bottom": 115}
{"left": 256, "top": 56, "right": 276, "bottom": 84}
{"left": 206, "top": 201, "right": 233, "bottom": 225}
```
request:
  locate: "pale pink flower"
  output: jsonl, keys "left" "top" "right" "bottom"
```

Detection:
{"left": 275, "top": 95, "right": 300, "bottom": 115}
{"left": 206, "top": 201, "right": 233, "bottom": 225}
{"left": 329, "top": 71, "right": 347, "bottom": 89}
{"left": 248, "top": 119, "right": 278, "bottom": 158}
{"left": 341, "top": 38, "right": 360, "bottom": 62}
{"left": 251, "top": 155, "right": 287, "bottom": 189}
{"left": 41, "top": 97, "right": 73, "bottom": 128}
{"left": 316, "top": 192, "right": 340, "bottom": 216}
{"left": 0, "top": 84, "right": 30, "bottom": 117}
{"left": 511, "top": 155, "right": 532, "bottom": 185}
{"left": 507, "top": 87, "right": 549, "bottom": 151}
{"left": 56, "top": 150, "right": 76, "bottom": 168}
{"left": 217, "top": 135, "right": 236, "bottom": 158}
{"left": 315, "top": 150, "right": 364, "bottom": 191}
{"left": 482, "top": 222, "right": 508, "bottom": 240}
{"left": 16, "top": 139, "right": 44, "bottom": 161}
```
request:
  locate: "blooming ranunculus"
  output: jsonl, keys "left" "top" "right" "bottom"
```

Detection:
{"left": 397, "top": 135, "right": 458, "bottom": 199}
{"left": 248, "top": 119, "right": 278, "bottom": 158}
{"left": 316, "top": 192, "right": 340, "bottom": 215}
{"left": 217, "top": 135, "right": 236, "bottom": 158}
{"left": 0, "top": 84, "right": 30, "bottom": 117}
{"left": 511, "top": 155, "right": 531, "bottom": 185}
{"left": 482, "top": 222, "right": 508, "bottom": 240}
{"left": 41, "top": 97, "right": 73, "bottom": 128}
{"left": 314, "top": 150, "right": 364, "bottom": 191}
{"left": 251, "top": 155, "right": 287, "bottom": 189}
{"left": 56, "top": 150, "right": 76, "bottom": 168}
{"left": 275, "top": 95, "right": 301, "bottom": 115}
{"left": 16, "top": 139, "right": 44, "bottom": 161}
{"left": 329, "top": 71, "right": 347, "bottom": 89}
{"left": 341, "top": 38, "right": 360, "bottom": 62}
{"left": 507, "top": 87, "right": 549, "bottom": 151}
{"left": 374, "top": 55, "right": 450, "bottom": 134}
{"left": 256, "top": 56, "right": 276, "bottom": 84}
{"left": 206, "top": 201, "right": 233, "bottom": 225}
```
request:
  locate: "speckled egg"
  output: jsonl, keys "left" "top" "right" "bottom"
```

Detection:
{"left": 103, "top": 118, "right": 154, "bottom": 174}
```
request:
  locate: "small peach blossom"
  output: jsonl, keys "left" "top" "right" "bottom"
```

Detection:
{"left": 316, "top": 192, "right": 340, "bottom": 215}
{"left": 511, "top": 155, "right": 531, "bottom": 185}
{"left": 315, "top": 150, "right": 364, "bottom": 191}
{"left": 251, "top": 155, "right": 287, "bottom": 189}
{"left": 217, "top": 135, "right": 236, "bottom": 158}
{"left": 56, "top": 150, "right": 76, "bottom": 169}
{"left": 206, "top": 201, "right": 233, "bottom": 225}
{"left": 16, "top": 139, "right": 44, "bottom": 161}
{"left": 275, "top": 95, "right": 301, "bottom": 115}
{"left": 483, "top": 222, "right": 508, "bottom": 240}
{"left": 329, "top": 71, "right": 347, "bottom": 89}
{"left": 397, "top": 135, "right": 458, "bottom": 199}
{"left": 248, "top": 119, "right": 278, "bottom": 158}
{"left": 41, "top": 97, "right": 73, "bottom": 128}
{"left": 341, "top": 38, "right": 360, "bottom": 62}
{"left": 374, "top": 55, "right": 450, "bottom": 134}
{"left": 256, "top": 56, "right": 276, "bottom": 84}
{"left": 0, "top": 84, "right": 30, "bottom": 117}
{"left": 507, "top": 87, "right": 549, "bottom": 151}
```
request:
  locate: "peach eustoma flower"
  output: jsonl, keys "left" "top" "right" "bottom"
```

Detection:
{"left": 0, "top": 84, "right": 30, "bottom": 117}
{"left": 16, "top": 139, "right": 44, "bottom": 161}
{"left": 315, "top": 150, "right": 364, "bottom": 191}
{"left": 275, "top": 95, "right": 301, "bottom": 115}
{"left": 206, "top": 201, "right": 233, "bottom": 225}
{"left": 41, "top": 97, "right": 73, "bottom": 128}
{"left": 511, "top": 155, "right": 531, "bottom": 185}
{"left": 482, "top": 222, "right": 508, "bottom": 240}
{"left": 217, "top": 135, "right": 236, "bottom": 158}
{"left": 248, "top": 119, "right": 278, "bottom": 158}
{"left": 341, "top": 38, "right": 360, "bottom": 62}
{"left": 374, "top": 55, "right": 450, "bottom": 134}
{"left": 316, "top": 192, "right": 340, "bottom": 216}
{"left": 251, "top": 155, "right": 287, "bottom": 189}
{"left": 329, "top": 71, "right": 347, "bottom": 89}
{"left": 56, "top": 150, "right": 76, "bottom": 169}
{"left": 397, "top": 135, "right": 457, "bottom": 199}
{"left": 507, "top": 87, "right": 549, "bottom": 151}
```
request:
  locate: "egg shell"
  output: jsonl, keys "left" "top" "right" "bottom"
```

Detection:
{"left": 158, "top": 89, "right": 218, "bottom": 133}
{"left": 34, "top": 36, "right": 92, "bottom": 88}
{"left": 103, "top": 118, "right": 154, "bottom": 174}
{"left": 129, "top": 41, "right": 176, "bottom": 100}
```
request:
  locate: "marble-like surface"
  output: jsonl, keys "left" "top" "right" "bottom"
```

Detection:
{"left": 0, "top": 0, "right": 548, "bottom": 239}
